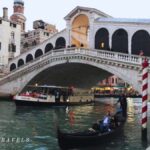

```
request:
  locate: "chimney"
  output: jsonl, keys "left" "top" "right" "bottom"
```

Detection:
{"left": 3, "top": 7, "right": 8, "bottom": 20}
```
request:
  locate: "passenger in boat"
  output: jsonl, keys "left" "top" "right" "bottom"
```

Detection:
{"left": 54, "top": 89, "right": 61, "bottom": 102}
{"left": 117, "top": 94, "right": 127, "bottom": 117}
{"left": 100, "top": 111, "right": 111, "bottom": 132}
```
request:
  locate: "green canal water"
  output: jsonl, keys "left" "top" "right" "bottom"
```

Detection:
{"left": 0, "top": 98, "right": 150, "bottom": 150}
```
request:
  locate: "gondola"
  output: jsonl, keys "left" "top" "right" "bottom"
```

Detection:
{"left": 57, "top": 112, "right": 125, "bottom": 149}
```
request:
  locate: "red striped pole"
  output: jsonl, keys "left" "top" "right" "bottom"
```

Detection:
{"left": 142, "top": 58, "right": 148, "bottom": 140}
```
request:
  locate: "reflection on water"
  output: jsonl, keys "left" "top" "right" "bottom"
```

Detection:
{"left": 0, "top": 98, "right": 149, "bottom": 150}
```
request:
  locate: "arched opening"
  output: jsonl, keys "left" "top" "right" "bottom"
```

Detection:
{"left": 26, "top": 54, "right": 33, "bottom": 63}
{"left": 10, "top": 63, "right": 16, "bottom": 71}
{"left": 71, "top": 14, "right": 89, "bottom": 48}
{"left": 112, "top": 29, "right": 128, "bottom": 53}
{"left": 55, "top": 37, "right": 66, "bottom": 49}
{"left": 95, "top": 28, "right": 109, "bottom": 50}
{"left": 35, "top": 49, "right": 43, "bottom": 58}
{"left": 45, "top": 43, "right": 53, "bottom": 53}
{"left": 132, "top": 30, "right": 150, "bottom": 56}
{"left": 18, "top": 59, "right": 24, "bottom": 67}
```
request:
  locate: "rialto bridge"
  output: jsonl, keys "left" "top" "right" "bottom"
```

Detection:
{"left": 1, "top": 6, "right": 150, "bottom": 95}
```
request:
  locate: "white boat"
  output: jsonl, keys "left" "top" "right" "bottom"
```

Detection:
{"left": 13, "top": 85, "right": 94, "bottom": 107}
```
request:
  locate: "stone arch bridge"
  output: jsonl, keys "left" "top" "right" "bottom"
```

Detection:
{"left": 0, "top": 48, "right": 148, "bottom": 95}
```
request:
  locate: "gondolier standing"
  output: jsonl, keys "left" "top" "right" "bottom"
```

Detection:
{"left": 117, "top": 94, "right": 127, "bottom": 118}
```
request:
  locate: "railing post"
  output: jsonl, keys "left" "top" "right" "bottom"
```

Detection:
{"left": 51, "top": 50, "right": 53, "bottom": 56}
{"left": 64, "top": 49, "right": 66, "bottom": 54}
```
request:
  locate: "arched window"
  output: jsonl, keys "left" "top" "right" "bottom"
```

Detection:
{"left": 26, "top": 54, "right": 33, "bottom": 63}
{"left": 132, "top": 30, "right": 150, "bottom": 56}
{"left": 112, "top": 29, "right": 128, "bottom": 53}
{"left": 35, "top": 49, "right": 43, "bottom": 58}
{"left": 95, "top": 28, "right": 109, "bottom": 50}
{"left": 10, "top": 63, "right": 16, "bottom": 71}
{"left": 55, "top": 37, "right": 66, "bottom": 49}
{"left": 45, "top": 43, "right": 53, "bottom": 53}
{"left": 18, "top": 59, "right": 24, "bottom": 67}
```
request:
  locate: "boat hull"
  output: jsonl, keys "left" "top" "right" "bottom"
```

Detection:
{"left": 57, "top": 125, "right": 123, "bottom": 149}
{"left": 57, "top": 111, "right": 125, "bottom": 149}
{"left": 14, "top": 99, "right": 94, "bottom": 107}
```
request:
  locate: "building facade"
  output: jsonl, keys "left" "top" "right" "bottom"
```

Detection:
{"left": 99, "top": 75, "right": 125, "bottom": 87}
{"left": 0, "top": 7, "right": 21, "bottom": 66}
{"left": 8, "top": 6, "right": 150, "bottom": 71}
{"left": 21, "top": 20, "right": 58, "bottom": 53}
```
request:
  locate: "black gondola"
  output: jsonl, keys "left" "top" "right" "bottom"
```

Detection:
{"left": 57, "top": 112, "right": 125, "bottom": 149}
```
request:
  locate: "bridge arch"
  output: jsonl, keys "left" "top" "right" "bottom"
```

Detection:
{"left": 95, "top": 28, "right": 109, "bottom": 50}
{"left": 71, "top": 14, "right": 89, "bottom": 48}
{"left": 112, "top": 29, "right": 128, "bottom": 53}
{"left": 10, "top": 63, "right": 16, "bottom": 71}
{"left": 4, "top": 51, "right": 142, "bottom": 95}
{"left": 26, "top": 54, "right": 33, "bottom": 63}
{"left": 18, "top": 59, "right": 24, "bottom": 67}
{"left": 55, "top": 37, "right": 66, "bottom": 49}
{"left": 35, "top": 49, "right": 43, "bottom": 58}
{"left": 132, "top": 30, "right": 150, "bottom": 56}
{"left": 45, "top": 43, "right": 53, "bottom": 53}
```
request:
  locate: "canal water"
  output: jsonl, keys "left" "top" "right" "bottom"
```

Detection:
{"left": 0, "top": 98, "right": 150, "bottom": 150}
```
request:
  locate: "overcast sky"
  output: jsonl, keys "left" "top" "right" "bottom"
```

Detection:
{"left": 1, "top": 0, "right": 150, "bottom": 31}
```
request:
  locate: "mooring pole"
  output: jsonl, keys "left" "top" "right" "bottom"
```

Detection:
{"left": 142, "top": 58, "right": 148, "bottom": 140}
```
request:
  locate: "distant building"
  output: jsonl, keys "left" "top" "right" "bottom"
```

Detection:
{"left": 21, "top": 20, "right": 58, "bottom": 53}
{"left": 10, "top": 0, "right": 26, "bottom": 32}
{"left": 99, "top": 75, "right": 125, "bottom": 87}
{"left": 0, "top": 7, "right": 21, "bottom": 66}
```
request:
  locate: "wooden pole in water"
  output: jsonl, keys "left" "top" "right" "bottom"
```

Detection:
{"left": 142, "top": 58, "right": 148, "bottom": 140}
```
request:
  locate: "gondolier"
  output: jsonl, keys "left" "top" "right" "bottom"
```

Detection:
{"left": 117, "top": 94, "right": 127, "bottom": 117}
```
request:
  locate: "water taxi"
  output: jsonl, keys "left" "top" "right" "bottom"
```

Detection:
{"left": 13, "top": 85, "right": 94, "bottom": 107}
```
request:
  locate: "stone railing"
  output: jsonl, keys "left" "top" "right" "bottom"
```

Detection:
{"left": 0, "top": 48, "right": 148, "bottom": 84}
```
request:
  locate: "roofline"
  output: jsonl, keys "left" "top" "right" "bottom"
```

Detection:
{"left": 64, "top": 6, "right": 112, "bottom": 20}
{"left": 95, "top": 18, "right": 150, "bottom": 25}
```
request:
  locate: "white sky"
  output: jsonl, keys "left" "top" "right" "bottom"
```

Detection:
{"left": 1, "top": 0, "right": 150, "bottom": 31}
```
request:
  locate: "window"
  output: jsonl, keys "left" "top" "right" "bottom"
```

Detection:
{"left": 112, "top": 78, "right": 114, "bottom": 84}
{"left": 11, "top": 32, "right": 15, "bottom": 40}
{"left": 13, "top": 24, "right": 16, "bottom": 28}
{"left": 12, "top": 44, "right": 16, "bottom": 52}
{"left": 8, "top": 44, "right": 16, "bottom": 52}
{"left": 32, "top": 40, "right": 36, "bottom": 46}
{"left": 23, "top": 23, "right": 25, "bottom": 31}
{"left": 25, "top": 34, "right": 28, "bottom": 38}
{"left": 23, "top": 43, "right": 28, "bottom": 48}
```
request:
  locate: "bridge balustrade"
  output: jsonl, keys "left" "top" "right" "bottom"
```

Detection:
{"left": 1, "top": 48, "right": 150, "bottom": 85}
